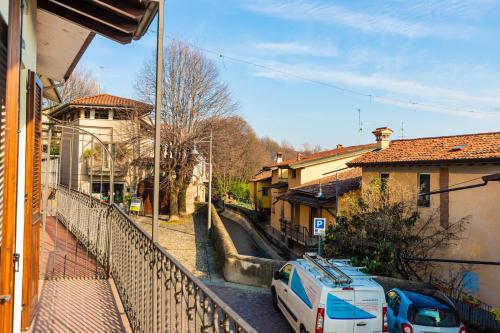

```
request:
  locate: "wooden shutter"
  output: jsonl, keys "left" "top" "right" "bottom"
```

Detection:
{"left": 21, "top": 71, "right": 43, "bottom": 330}
{"left": 0, "top": 13, "right": 8, "bottom": 254}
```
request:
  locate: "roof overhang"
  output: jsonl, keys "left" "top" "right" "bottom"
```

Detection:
{"left": 36, "top": 0, "right": 158, "bottom": 82}
{"left": 290, "top": 148, "right": 376, "bottom": 169}
{"left": 278, "top": 192, "right": 335, "bottom": 208}
{"left": 264, "top": 182, "right": 288, "bottom": 190}
{"left": 348, "top": 159, "right": 500, "bottom": 168}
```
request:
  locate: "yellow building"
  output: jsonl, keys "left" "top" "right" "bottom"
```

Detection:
{"left": 265, "top": 145, "right": 375, "bottom": 252}
{"left": 248, "top": 170, "right": 272, "bottom": 214}
{"left": 348, "top": 127, "right": 500, "bottom": 306}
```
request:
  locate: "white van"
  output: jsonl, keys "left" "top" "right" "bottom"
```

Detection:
{"left": 271, "top": 253, "right": 388, "bottom": 333}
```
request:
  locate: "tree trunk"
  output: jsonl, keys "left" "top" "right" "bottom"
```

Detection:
{"left": 169, "top": 186, "right": 180, "bottom": 221}
{"left": 178, "top": 184, "right": 188, "bottom": 215}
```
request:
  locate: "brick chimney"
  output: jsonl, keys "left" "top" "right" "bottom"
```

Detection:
{"left": 296, "top": 153, "right": 304, "bottom": 161}
{"left": 372, "top": 127, "right": 394, "bottom": 149}
{"left": 276, "top": 151, "right": 283, "bottom": 163}
{"left": 336, "top": 144, "right": 344, "bottom": 149}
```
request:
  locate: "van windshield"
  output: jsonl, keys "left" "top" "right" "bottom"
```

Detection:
{"left": 408, "top": 307, "right": 460, "bottom": 327}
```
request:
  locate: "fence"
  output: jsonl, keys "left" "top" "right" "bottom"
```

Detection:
{"left": 431, "top": 277, "right": 500, "bottom": 333}
{"left": 56, "top": 186, "right": 256, "bottom": 333}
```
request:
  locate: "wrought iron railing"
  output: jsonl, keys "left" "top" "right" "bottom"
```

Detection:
{"left": 56, "top": 187, "right": 256, "bottom": 333}
{"left": 430, "top": 276, "right": 500, "bottom": 332}
{"left": 280, "top": 218, "right": 317, "bottom": 247}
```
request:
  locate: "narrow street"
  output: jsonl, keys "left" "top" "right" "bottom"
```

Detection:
{"left": 220, "top": 215, "right": 271, "bottom": 258}
{"left": 136, "top": 211, "right": 291, "bottom": 332}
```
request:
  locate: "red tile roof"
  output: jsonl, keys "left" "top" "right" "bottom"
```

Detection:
{"left": 292, "top": 167, "right": 362, "bottom": 195}
{"left": 264, "top": 143, "right": 377, "bottom": 169}
{"left": 265, "top": 157, "right": 301, "bottom": 169}
{"left": 249, "top": 170, "right": 272, "bottom": 182}
{"left": 70, "top": 94, "right": 151, "bottom": 110}
{"left": 279, "top": 168, "right": 361, "bottom": 206}
{"left": 292, "top": 143, "right": 377, "bottom": 166}
{"left": 348, "top": 132, "right": 500, "bottom": 166}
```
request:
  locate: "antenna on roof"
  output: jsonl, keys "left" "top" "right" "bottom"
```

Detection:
{"left": 357, "top": 108, "right": 362, "bottom": 133}
{"left": 400, "top": 121, "right": 405, "bottom": 139}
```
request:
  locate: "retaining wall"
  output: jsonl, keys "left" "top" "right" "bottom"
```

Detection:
{"left": 210, "top": 204, "right": 285, "bottom": 287}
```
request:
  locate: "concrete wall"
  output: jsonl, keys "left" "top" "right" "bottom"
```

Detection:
{"left": 210, "top": 205, "right": 285, "bottom": 287}
{"left": 362, "top": 164, "right": 500, "bottom": 306}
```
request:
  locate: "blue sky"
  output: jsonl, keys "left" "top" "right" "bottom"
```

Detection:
{"left": 81, "top": 0, "right": 500, "bottom": 148}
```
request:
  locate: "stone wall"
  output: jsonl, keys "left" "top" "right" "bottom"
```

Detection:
{"left": 210, "top": 205, "right": 285, "bottom": 287}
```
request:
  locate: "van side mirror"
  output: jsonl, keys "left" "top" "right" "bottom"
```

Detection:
{"left": 273, "top": 271, "right": 281, "bottom": 280}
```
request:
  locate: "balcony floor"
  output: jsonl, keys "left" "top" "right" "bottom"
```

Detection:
{"left": 30, "top": 217, "right": 131, "bottom": 332}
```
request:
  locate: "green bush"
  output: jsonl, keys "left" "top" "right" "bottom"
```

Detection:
{"left": 228, "top": 180, "right": 249, "bottom": 202}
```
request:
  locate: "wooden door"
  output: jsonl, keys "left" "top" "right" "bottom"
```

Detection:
{"left": 21, "top": 71, "right": 43, "bottom": 330}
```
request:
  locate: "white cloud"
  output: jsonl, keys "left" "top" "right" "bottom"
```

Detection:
{"left": 253, "top": 41, "right": 338, "bottom": 57}
{"left": 242, "top": 0, "right": 476, "bottom": 39}
{"left": 251, "top": 61, "right": 500, "bottom": 118}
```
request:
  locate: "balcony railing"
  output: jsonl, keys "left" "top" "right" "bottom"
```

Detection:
{"left": 430, "top": 276, "right": 500, "bottom": 332}
{"left": 279, "top": 218, "right": 317, "bottom": 248}
{"left": 56, "top": 186, "right": 255, "bottom": 333}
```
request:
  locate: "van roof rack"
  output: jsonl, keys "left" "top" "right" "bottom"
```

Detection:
{"left": 303, "top": 252, "right": 352, "bottom": 285}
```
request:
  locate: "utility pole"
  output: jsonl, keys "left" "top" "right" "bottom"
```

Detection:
{"left": 152, "top": 1, "right": 164, "bottom": 331}
{"left": 207, "top": 129, "right": 213, "bottom": 233}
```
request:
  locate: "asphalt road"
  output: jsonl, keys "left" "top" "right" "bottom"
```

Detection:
{"left": 220, "top": 215, "right": 271, "bottom": 259}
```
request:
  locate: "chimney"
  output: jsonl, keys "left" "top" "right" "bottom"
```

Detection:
{"left": 372, "top": 127, "right": 394, "bottom": 149}
{"left": 296, "top": 153, "right": 304, "bottom": 161}
{"left": 276, "top": 151, "right": 283, "bottom": 163}
{"left": 336, "top": 144, "right": 344, "bottom": 149}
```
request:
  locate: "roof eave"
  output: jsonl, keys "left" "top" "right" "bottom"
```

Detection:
{"left": 290, "top": 148, "right": 376, "bottom": 169}
{"left": 348, "top": 158, "right": 500, "bottom": 168}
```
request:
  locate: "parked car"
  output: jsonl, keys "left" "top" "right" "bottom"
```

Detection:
{"left": 386, "top": 288, "right": 467, "bottom": 333}
{"left": 271, "top": 252, "right": 388, "bottom": 333}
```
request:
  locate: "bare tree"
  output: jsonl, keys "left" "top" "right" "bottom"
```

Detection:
{"left": 135, "top": 41, "right": 235, "bottom": 220}
{"left": 58, "top": 66, "right": 101, "bottom": 104}
{"left": 323, "top": 178, "right": 470, "bottom": 280}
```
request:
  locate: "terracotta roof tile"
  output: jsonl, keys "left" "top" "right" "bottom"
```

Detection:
{"left": 348, "top": 132, "right": 500, "bottom": 166}
{"left": 291, "top": 167, "right": 362, "bottom": 198}
{"left": 264, "top": 143, "right": 377, "bottom": 169}
{"left": 249, "top": 170, "right": 272, "bottom": 182}
{"left": 291, "top": 143, "right": 377, "bottom": 165}
{"left": 70, "top": 94, "right": 151, "bottom": 110}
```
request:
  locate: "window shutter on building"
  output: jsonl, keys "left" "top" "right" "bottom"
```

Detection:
{"left": 21, "top": 71, "right": 43, "bottom": 329}
{"left": 0, "top": 17, "right": 8, "bottom": 246}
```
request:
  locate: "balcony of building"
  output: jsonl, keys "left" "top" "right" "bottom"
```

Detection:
{"left": 28, "top": 186, "right": 255, "bottom": 332}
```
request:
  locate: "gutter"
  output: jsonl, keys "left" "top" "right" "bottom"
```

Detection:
{"left": 419, "top": 172, "right": 500, "bottom": 196}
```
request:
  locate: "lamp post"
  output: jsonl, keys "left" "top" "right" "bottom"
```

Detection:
{"left": 191, "top": 129, "right": 213, "bottom": 234}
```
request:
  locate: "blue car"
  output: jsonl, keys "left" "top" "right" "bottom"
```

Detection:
{"left": 386, "top": 288, "right": 466, "bottom": 333}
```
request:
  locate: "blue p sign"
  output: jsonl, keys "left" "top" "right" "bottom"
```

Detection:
{"left": 313, "top": 217, "right": 326, "bottom": 236}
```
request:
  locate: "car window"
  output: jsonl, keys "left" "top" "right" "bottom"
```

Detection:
{"left": 386, "top": 291, "right": 401, "bottom": 315}
{"left": 280, "top": 264, "right": 292, "bottom": 285}
{"left": 408, "top": 306, "right": 460, "bottom": 327}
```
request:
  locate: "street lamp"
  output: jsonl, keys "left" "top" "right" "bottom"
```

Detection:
{"left": 191, "top": 129, "right": 213, "bottom": 234}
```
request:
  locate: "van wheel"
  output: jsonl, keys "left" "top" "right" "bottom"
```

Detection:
{"left": 271, "top": 288, "right": 279, "bottom": 311}
{"left": 300, "top": 325, "right": 308, "bottom": 333}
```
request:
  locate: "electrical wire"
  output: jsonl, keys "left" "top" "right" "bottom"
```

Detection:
{"left": 165, "top": 35, "right": 500, "bottom": 118}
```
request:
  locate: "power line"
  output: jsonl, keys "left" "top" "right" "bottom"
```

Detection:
{"left": 165, "top": 35, "right": 500, "bottom": 118}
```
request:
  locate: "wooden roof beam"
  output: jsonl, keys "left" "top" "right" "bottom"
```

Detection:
{"left": 47, "top": 0, "right": 139, "bottom": 33}
{"left": 38, "top": 0, "right": 134, "bottom": 44}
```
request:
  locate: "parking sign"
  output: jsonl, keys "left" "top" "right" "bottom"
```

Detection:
{"left": 313, "top": 217, "right": 326, "bottom": 236}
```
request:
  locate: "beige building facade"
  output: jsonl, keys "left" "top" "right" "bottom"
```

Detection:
{"left": 349, "top": 128, "right": 500, "bottom": 306}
